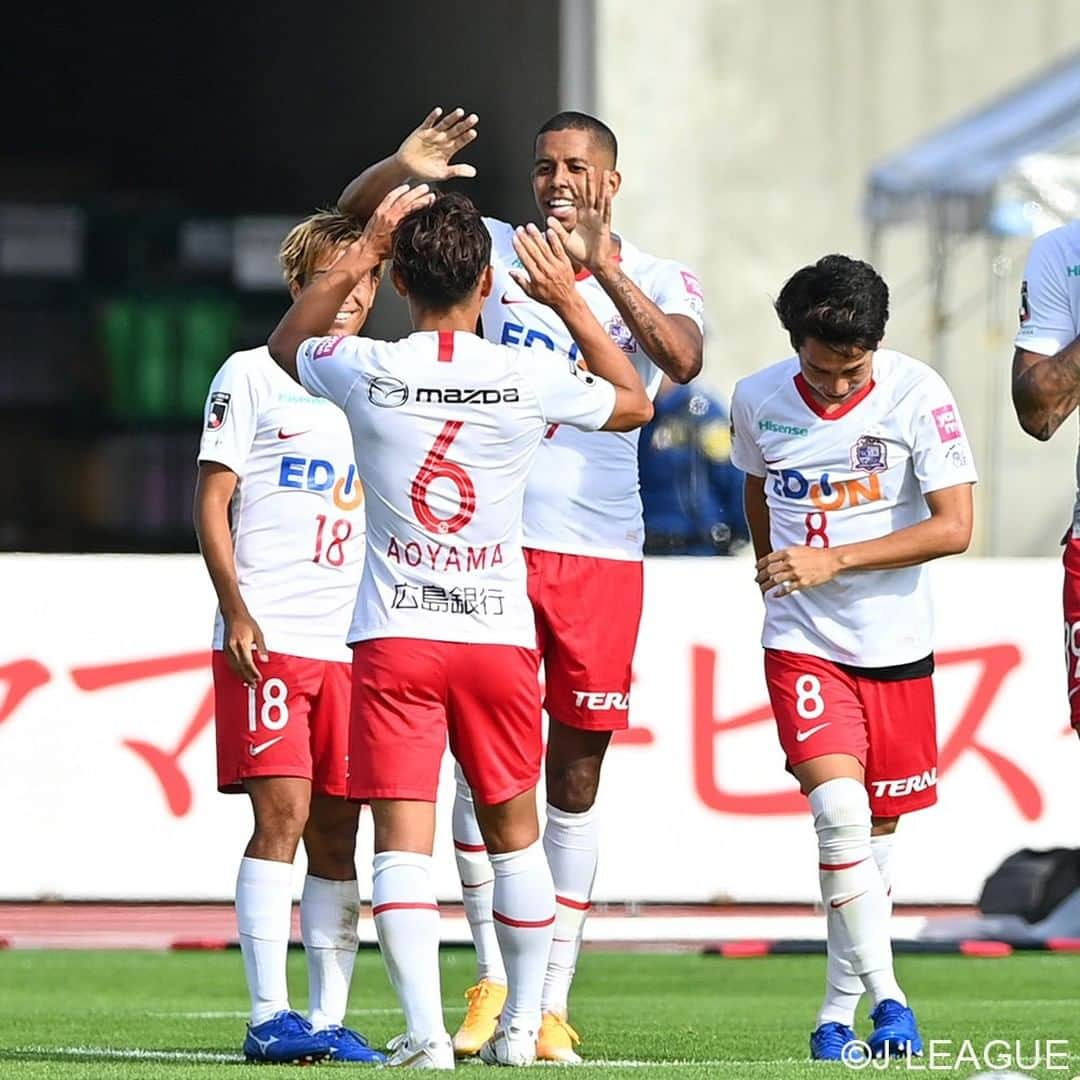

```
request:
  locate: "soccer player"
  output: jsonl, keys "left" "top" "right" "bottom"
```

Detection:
{"left": 729, "top": 255, "right": 977, "bottom": 1061}
{"left": 1011, "top": 220, "right": 1080, "bottom": 735}
{"left": 338, "top": 108, "right": 704, "bottom": 1063}
{"left": 194, "top": 211, "right": 383, "bottom": 1065}
{"left": 268, "top": 186, "right": 653, "bottom": 1068}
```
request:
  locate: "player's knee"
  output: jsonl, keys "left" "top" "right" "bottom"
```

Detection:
{"left": 306, "top": 820, "right": 357, "bottom": 870}
{"left": 545, "top": 753, "right": 602, "bottom": 813}
{"left": 252, "top": 794, "right": 310, "bottom": 844}
{"left": 808, "top": 777, "right": 871, "bottom": 857}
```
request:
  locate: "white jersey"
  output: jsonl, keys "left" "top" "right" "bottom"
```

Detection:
{"left": 481, "top": 216, "right": 705, "bottom": 561}
{"left": 1014, "top": 220, "right": 1080, "bottom": 535}
{"left": 296, "top": 329, "right": 617, "bottom": 647}
{"left": 197, "top": 347, "right": 365, "bottom": 662}
{"left": 730, "top": 350, "right": 978, "bottom": 667}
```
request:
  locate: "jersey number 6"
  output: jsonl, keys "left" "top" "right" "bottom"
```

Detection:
{"left": 410, "top": 421, "right": 477, "bottom": 535}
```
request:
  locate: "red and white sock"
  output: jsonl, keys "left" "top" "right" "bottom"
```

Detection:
{"left": 540, "top": 803, "right": 598, "bottom": 1017}
{"left": 490, "top": 840, "right": 555, "bottom": 1034}
{"left": 372, "top": 851, "right": 446, "bottom": 1043}
{"left": 236, "top": 856, "right": 294, "bottom": 1025}
{"left": 818, "top": 831, "right": 896, "bottom": 1026}
{"left": 301, "top": 874, "right": 360, "bottom": 1031}
{"left": 809, "top": 779, "right": 904, "bottom": 1009}
{"left": 451, "top": 769, "right": 506, "bottom": 985}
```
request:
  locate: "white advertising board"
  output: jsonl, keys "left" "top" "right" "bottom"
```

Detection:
{"left": 0, "top": 555, "right": 1073, "bottom": 903}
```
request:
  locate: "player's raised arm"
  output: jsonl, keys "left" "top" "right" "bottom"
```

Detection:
{"left": 511, "top": 223, "right": 652, "bottom": 432}
{"left": 338, "top": 107, "right": 479, "bottom": 221}
{"left": 269, "top": 185, "right": 434, "bottom": 379}
{"left": 558, "top": 168, "right": 703, "bottom": 384}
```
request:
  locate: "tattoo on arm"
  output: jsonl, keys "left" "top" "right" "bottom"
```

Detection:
{"left": 1015, "top": 344, "right": 1080, "bottom": 438}
{"left": 608, "top": 268, "right": 663, "bottom": 350}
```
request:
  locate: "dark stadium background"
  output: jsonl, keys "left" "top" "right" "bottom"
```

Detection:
{"left": 1, "top": 2, "right": 560, "bottom": 553}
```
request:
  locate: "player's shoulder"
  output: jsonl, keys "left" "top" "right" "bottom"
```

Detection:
{"left": 481, "top": 215, "right": 515, "bottom": 250}
{"left": 1027, "top": 221, "right": 1080, "bottom": 265}
{"left": 211, "top": 345, "right": 275, "bottom": 387}
{"left": 733, "top": 356, "right": 800, "bottom": 410}
{"left": 620, "top": 236, "right": 695, "bottom": 280}
{"left": 876, "top": 349, "right": 948, "bottom": 396}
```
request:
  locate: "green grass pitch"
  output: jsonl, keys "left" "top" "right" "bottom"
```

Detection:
{"left": 1, "top": 948, "right": 1077, "bottom": 1078}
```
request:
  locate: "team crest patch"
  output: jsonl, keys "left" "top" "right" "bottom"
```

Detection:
{"left": 206, "top": 391, "right": 231, "bottom": 430}
{"left": 605, "top": 316, "right": 637, "bottom": 352}
{"left": 851, "top": 434, "right": 887, "bottom": 473}
{"left": 313, "top": 335, "right": 346, "bottom": 359}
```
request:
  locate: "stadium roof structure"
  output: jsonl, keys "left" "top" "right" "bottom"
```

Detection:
{"left": 864, "top": 53, "right": 1080, "bottom": 554}
{"left": 865, "top": 50, "right": 1080, "bottom": 238}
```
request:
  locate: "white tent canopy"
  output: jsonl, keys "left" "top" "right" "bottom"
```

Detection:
{"left": 864, "top": 53, "right": 1080, "bottom": 554}
{"left": 866, "top": 51, "right": 1080, "bottom": 238}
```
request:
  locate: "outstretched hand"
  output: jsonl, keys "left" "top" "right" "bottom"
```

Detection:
{"left": 509, "top": 223, "right": 578, "bottom": 312}
{"left": 359, "top": 184, "right": 435, "bottom": 261}
{"left": 395, "top": 106, "right": 479, "bottom": 181}
{"left": 554, "top": 166, "right": 618, "bottom": 272}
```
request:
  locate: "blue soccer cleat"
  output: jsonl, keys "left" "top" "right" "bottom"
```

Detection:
{"left": 868, "top": 999, "right": 924, "bottom": 1058}
{"left": 318, "top": 1025, "right": 387, "bottom": 1064}
{"left": 810, "top": 1022, "right": 865, "bottom": 1062}
{"left": 243, "top": 1009, "right": 332, "bottom": 1064}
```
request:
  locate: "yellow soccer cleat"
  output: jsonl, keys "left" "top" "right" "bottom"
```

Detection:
{"left": 452, "top": 979, "right": 507, "bottom": 1058}
{"left": 536, "top": 1012, "right": 582, "bottom": 1064}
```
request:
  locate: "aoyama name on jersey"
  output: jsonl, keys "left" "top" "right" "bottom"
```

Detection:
{"left": 198, "top": 347, "right": 365, "bottom": 662}
{"left": 479, "top": 216, "right": 705, "bottom": 561}
{"left": 730, "top": 350, "right": 978, "bottom": 667}
{"left": 1015, "top": 220, "right": 1080, "bottom": 535}
{"left": 296, "top": 329, "right": 616, "bottom": 648}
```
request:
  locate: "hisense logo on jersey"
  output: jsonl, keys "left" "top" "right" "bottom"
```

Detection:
{"left": 416, "top": 387, "right": 521, "bottom": 405}
{"left": 759, "top": 419, "right": 809, "bottom": 437}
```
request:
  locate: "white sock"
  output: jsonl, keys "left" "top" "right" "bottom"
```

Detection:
{"left": 301, "top": 875, "right": 359, "bottom": 1031}
{"left": 452, "top": 768, "right": 506, "bottom": 985}
{"left": 540, "top": 803, "right": 598, "bottom": 1017}
{"left": 372, "top": 851, "right": 446, "bottom": 1043}
{"left": 818, "top": 830, "right": 896, "bottom": 1026}
{"left": 490, "top": 840, "right": 555, "bottom": 1034}
{"left": 809, "top": 779, "right": 905, "bottom": 1009}
{"left": 236, "top": 856, "right": 294, "bottom": 1026}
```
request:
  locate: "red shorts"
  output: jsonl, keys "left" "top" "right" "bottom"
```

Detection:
{"left": 765, "top": 649, "right": 938, "bottom": 817}
{"left": 1063, "top": 538, "right": 1080, "bottom": 729}
{"left": 348, "top": 638, "right": 542, "bottom": 806}
{"left": 212, "top": 650, "right": 351, "bottom": 796}
{"left": 526, "top": 548, "right": 643, "bottom": 731}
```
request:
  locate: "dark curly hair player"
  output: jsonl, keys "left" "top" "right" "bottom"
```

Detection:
{"left": 267, "top": 183, "right": 651, "bottom": 1069}
{"left": 730, "top": 253, "right": 977, "bottom": 1064}
{"left": 336, "top": 107, "right": 706, "bottom": 1064}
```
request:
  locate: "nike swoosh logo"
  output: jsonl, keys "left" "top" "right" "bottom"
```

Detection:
{"left": 250, "top": 736, "right": 285, "bottom": 757}
{"left": 277, "top": 428, "right": 310, "bottom": 440}
{"left": 830, "top": 891, "right": 867, "bottom": 909}
{"left": 500, "top": 293, "right": 528, "bottom": 305}
{"left": 795, "top": 722, "right": 830, "bottom": 742}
